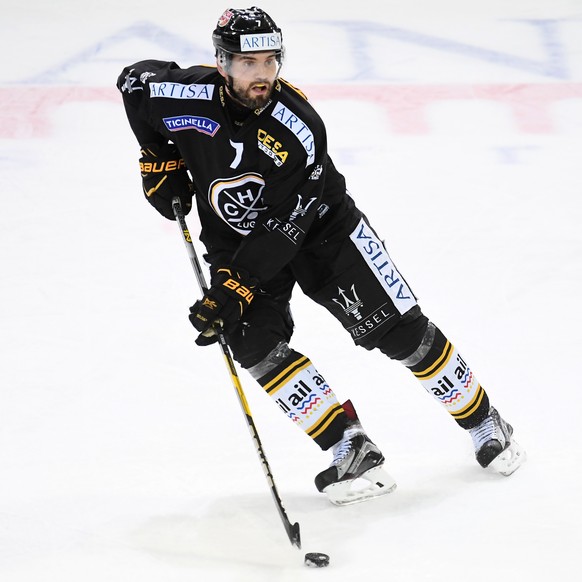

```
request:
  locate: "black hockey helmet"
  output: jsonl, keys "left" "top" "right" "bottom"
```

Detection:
{"left": 212, "top": 7, "right": 283, "bottom": 57}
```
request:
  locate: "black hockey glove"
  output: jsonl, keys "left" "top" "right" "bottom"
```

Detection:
{"left": 188, "top": 267, "right": 257, "bottom": 346}
{"left": 139, "top": 142, "right": 194, "bottom": 220}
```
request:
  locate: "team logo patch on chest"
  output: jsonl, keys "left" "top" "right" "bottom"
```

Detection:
{"left": 209, "top": 173, "right": 268, "bottom": 236}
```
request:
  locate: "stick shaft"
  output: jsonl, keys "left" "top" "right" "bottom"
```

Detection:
{"left": 171, "top": 198, "right": 301, "bottom": 549}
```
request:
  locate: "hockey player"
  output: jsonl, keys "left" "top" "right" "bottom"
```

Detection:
{"left": 117, "top": 6, "right": 525, "bottom": 505}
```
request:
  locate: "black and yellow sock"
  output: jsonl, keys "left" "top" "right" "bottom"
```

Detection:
{"left": 405, "top": 325, "right": 490, "bottom": 429}
{"left": 256, "top": 350, "right": 347, "bottom": 449}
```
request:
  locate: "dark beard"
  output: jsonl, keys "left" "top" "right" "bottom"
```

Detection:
{"left": 227, "top": 79, "right": 272, "bottom": 110}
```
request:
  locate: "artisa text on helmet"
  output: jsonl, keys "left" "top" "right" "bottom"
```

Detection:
{"left": 240, "top": 32, "right": 282, "bottom": 52}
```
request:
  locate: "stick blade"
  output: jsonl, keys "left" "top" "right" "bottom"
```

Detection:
{"left": 286, "top": 521, "right": 301, "bottom": 549}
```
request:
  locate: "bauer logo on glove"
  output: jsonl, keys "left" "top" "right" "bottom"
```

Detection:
{"left": 139, "top": 142, "right": 194, "bottom": 220}
{"left": 188, "top": 266, "right": 258, "bottom": 346}
{"left": 222, "top": 277, "right": 254, "bottom": 306}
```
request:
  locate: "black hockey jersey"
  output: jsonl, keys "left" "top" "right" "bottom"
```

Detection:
{"left": 117, "top": 61, "right": 360, "bottom": 283}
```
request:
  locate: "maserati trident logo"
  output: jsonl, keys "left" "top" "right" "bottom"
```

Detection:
{"left": 289, "top": 195, "right": 317, "bottom": 222}
{"left": 332, "top": 285, "right": 363, "bottom": 321}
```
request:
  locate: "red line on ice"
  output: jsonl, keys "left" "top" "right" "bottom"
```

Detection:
{"left": 1, "top": 84, "right": 581, "bottom": 138}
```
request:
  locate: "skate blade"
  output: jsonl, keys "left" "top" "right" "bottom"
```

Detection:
{"left": 489, "top": 438, "right": 526, "bottom": 476}
{"left": 324, "top": 466, "right": 397, "bottom": 506}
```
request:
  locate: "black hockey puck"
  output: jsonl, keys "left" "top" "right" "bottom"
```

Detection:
{"left": 304, "top": 552, "right": 330, "bottom": 568}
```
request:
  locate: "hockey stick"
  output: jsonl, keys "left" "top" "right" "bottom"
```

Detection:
{"left": 171, "top": 197, "right": 301, "bottom": 550}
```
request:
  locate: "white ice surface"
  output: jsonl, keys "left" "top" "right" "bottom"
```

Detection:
{"left": 1, "top": 1, "right": 581, "bottom": 580}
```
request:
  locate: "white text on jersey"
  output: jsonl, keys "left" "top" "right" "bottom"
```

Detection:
{"left": 150, "top": 83, "right": 215, "bottom": 100}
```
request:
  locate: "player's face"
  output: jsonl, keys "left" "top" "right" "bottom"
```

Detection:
{"left": 221, "top": 52, "right": 279, "bottom": 109}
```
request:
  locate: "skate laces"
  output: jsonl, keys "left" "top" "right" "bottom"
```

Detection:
{"left": 331, "top": 424, "right": 365, "bottom": 465}
{"left": 468, "top": 408, "right": 507, "bottom": 451}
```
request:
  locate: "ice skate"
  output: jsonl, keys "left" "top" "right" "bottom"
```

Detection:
{"left": 468, "top": 407, "right": 525, "bottom": 476}
{"left": 315, "top": 421, "right": 396, "bottom": 506}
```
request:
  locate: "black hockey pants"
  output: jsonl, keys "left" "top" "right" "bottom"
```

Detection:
{"left": 224, "top": 215, "right": 429, "bottom": 370}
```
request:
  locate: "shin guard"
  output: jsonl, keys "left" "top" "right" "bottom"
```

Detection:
{"left": 402, "top": 324, "right": 490, "bottom": 429}
{"left": 252, "top": 349, "right": 347, "bottom": 450}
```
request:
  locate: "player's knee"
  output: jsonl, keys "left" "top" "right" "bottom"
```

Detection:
{"left": 226, "top": 298, "right": 294, "bottom": 369}
{"left": 227, "top": 328, "right": 284, "bottom": 370}
{"left": 371, "top": 306, "right": 430, "bottom": 361}
{"left": 245, "top": 340, "right": 293, "bottom": 379}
